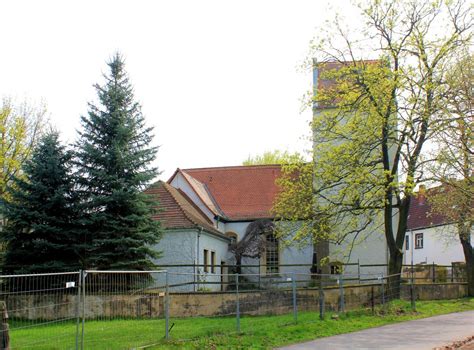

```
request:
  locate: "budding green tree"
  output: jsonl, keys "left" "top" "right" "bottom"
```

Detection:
{"left": 0, "top": 99, "right": 47, "bottom": 202}
{"left": 428, "top": 53, "right": 473, "bottom": 295}
{"left": 274, "top": 0, "right": 473, "bottom": 292}
{"left": 243, "top": 150, "right": 305, "bottom": 166}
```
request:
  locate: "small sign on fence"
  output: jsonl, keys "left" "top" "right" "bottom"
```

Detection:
{"left": 65, "top": 282, "right": 76, "bottom": 288}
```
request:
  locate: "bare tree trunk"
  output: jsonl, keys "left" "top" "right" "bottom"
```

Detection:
{"left": 385, "top": 197, "right": 410, "bottom": 299}
{"left": 460, "top": 233, "right": 474, "bottom": 297}
{"left": 388, "top": 250, "right": 403, "bottom": 300}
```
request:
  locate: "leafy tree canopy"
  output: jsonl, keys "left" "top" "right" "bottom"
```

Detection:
{"left": 0, "top": 98, "right": 47, "bottom": 202}
{"left": 428, "top": 52, "right": 474, "bottom": 295}
{"left": 274, "top": 0, "right": 473, "bottom": 290}
{"left": 243, "top": 150, "right": 306, "bottom": 166}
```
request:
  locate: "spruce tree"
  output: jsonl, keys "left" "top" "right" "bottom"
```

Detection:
{"left": 76, "top": 53, "right": 161, "bottom": 270}
{"left": 2, "top": 132, "right": 81, "bottom": 273}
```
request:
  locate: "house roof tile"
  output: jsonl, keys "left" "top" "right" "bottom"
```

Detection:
{"left": 407, "top": 188, "right": 449, "bottom": 230}
{"left": 176, "top": 165, "right": 282, "bottom": 221}
{"left": 146, "top": 181, "right": 225, "bottom": 237}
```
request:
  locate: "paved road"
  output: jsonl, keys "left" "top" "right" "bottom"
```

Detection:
{"left": 278, "top": 311, "right": 474, "bottom": 350}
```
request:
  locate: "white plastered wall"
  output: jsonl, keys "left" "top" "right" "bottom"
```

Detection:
{"left": 404, "top": 224, "right": 471, "bottom": 266}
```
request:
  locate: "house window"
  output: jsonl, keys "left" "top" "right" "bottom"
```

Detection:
{"left": 415, "top": 233, "right": 423, "bottom": 249}
{"left": 203, "top": 249, "right": 209, "bottom": 272}
{"left": 211, "top": 251, "right": 216, "bottom": 273}
{"left": 225, "top": 231, "right": 238, "bottom": 244}
{"left": 405, "top": 235, "right": 409, "bottom": 250}
{"left": 265, "top": 233, "right": 279, "bottom": 273}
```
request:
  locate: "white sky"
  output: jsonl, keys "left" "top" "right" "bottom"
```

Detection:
{"left": 0, "top": 0, "right": 352, "bottom": 180}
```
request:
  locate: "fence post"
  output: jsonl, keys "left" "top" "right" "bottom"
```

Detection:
{"left": 236, "top": 274, "right": 240, "bottom": 333}
{"left": 451, "top": 262, "right": 454, "bottom": 282}
{"left": 410, "top": 269, "right": 416, "bottom": 311}
{"left": 292, "top": 273, "right": 297, "bottom": 324}
{"left": 371, "top": 285, "right": 375, "bottom": 314}
{"left": 81, "top": 271, "right": 86, "bottom": 350}
{"left": 319, "top": 277, "right": 325, "bottom": 320}
{"left": 432, "top": 262, "right": 436, "bottom": 283}
{"left": 0, "top": 301, "right": 9, "bottom": 350}
{"left": 258, "top": 263, "right": 261, "bottom": 289}
{"left": 75, "top": 270, "right": 82, "bottom": 350}
{"left": 381, "top": 273, "right": 385, "bottom": 311}
{"left": 338, "top": 274, "right": 345, "bottom": 313}
{"left": 165, "top": 271, "right": 170, "bottom": 340}
{"left": 194, "top": 263, "right": 197, "bottom": 292}
{"left": 357, "top": 259, "right": 361, "bottom": 284}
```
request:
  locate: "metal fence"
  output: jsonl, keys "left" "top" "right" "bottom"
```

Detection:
{"left": 150, "top": 262, "right": 467, "bottom": 289}
{"left": 0, "top": 269, "right": 465, "bottom": 349}
{"left": 0, "top": 271, "right": 81, "bottom": 349}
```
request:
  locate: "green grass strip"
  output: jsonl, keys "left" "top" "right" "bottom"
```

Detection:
{"left": 9, "top": 298, "right": 474, "bottom": 349}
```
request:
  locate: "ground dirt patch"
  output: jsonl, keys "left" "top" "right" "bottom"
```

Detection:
{"left": 434, "top": 335, "right": 474, "bottom": 350}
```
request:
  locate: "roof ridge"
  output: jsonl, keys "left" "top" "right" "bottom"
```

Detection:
{"left": 182, "top": 164, "right": 283, "bottom": 172}
{"left": 317, "top": 59, "right": 380, "bottom": 64}
{"left": 200, "top": 182, "right": 226, "bottom": 217}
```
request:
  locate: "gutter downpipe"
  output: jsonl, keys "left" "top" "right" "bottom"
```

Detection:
{"left": 196, "top": 227, "right": 203, "bottom": 292}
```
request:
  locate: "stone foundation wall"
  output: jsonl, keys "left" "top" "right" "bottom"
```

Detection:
{"left": 3, "top": 282, "right": 467, "bottom": 320}
{"left": 413, "top": 283, "right": 467, "bottom": 300}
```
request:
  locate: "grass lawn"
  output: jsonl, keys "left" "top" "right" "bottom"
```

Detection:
{"left": 10, "top": 298, "right": 474, "bottom": 349}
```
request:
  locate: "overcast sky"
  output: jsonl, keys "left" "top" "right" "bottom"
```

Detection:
{"left": 0, "top": 0, "right": 352, "bottom": 180}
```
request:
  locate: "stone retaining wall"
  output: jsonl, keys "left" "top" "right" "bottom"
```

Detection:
{"left": 3, "top": 282, "right": 467, "bottom": 320}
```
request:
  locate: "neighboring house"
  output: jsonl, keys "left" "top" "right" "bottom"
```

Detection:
{"left": 149, "top": 165, "right": 315, "bottom": 290}
{"left": 404, "top": 185, "right": 472, "bottom": 266}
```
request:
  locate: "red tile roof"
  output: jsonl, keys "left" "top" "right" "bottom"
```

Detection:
{"left": 175, "top": 165, "right": 283, "bottom": 221}
{"left": 146, "top": 181, "right": 225, "bottom": 236}
{"left": 407, "top": 188, "right": 449, "bottom": 230}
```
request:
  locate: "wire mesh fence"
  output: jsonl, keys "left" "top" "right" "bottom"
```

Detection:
{"left": 81, "top": 270, "right": 168, "bottom": 349}
{"left": 0, "top": 269, "right": 466, "bottom": 349}
{"left": 134, "top": 261, "right": 467, "bottom": 291}
{"left": 0, "top": 271, "right": 81, "bottom": 349}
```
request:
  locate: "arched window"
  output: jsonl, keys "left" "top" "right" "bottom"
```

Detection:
{"left": 265, "top": 232, "right": 279, "bottom": 274}
{"left": 225, "top": 231, "right": 238, "bottom": 245}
